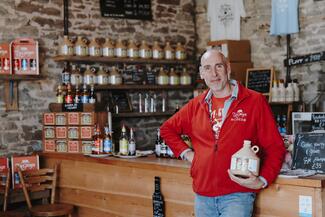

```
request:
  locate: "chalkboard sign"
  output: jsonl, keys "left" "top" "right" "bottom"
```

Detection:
{"left": 62, "top": 103, "right": 82, "bottom": 112}
{"left": 246, "top": 68, "right": 274, "bottom": 95}
{"left": 312, "top": 113, "right": 325, "bottom": 131}
{"left": 109, "top": 91, "right": 133, "bottom": 113}
{"left": 100, "top": 0, "right": 152, "bottom": 20}
{"left": 284, "top": 51, "right": 325, "bottom": 67}
{"left": 292, "top": 133, "right": 325, "bottom": 173}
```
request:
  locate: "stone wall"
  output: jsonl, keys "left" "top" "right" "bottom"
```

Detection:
{"left": 195, "top": 0, "right": 325, "bottom": 104}
{"left": 0, "top": 0, "right": 196, "bottom": 155}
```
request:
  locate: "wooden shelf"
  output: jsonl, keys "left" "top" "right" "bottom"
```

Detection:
{"left": 269, "top": 102, "right": 295, "bottom": 106}
{"left": 0, "top": 74, "right": 42, "bottom": 81}
{"left": 95, "top": 84, "right": 194, "bottom": 91}
{"left": 113, "top": 111, "right": 174, "bottom": 118}
{"left": 53, "top": 55, "right": 194, "bottom": 65}
{"left": 49, "top": 103, "right": 106, "bottom": 112}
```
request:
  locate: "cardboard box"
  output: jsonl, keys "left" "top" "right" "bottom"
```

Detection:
{"left": 67, "top": 126, "right": 79, "bottom": 139}
{"left": 11, "top": 155, "right": 39, "bottom": 189}
{"left": 67, "top": 112, "right": 80, "bottom": 125}
{"left": 81, "top": 140, "right": 93, "bottom": 154}
{"left": 43, "top": 140, "right": 56, "bottom": 152}
{"left": 0, "top": 43, "right": 11, "bottom": 75}
{"left": 230, "top": 62, "right": 254, "bottom": 85}
{"left": 43, "top": 113, "right": 55, "bottom": 125}
{"left": 208, "top": 40, "right": 251, "bottom": 62}
{"left": 43, "top": 126, "right": 55, "bottom": 139}
{"left": 55, "top": 126, "right": 67, "bottom": 139}
{"left": 80, "top": 112, "right": 95, "bottom": 125}
{"left": 80, "top": 126, "right": 93, "bottom": 139}
{"left": 68, "top": 140, "right": 81, "bottom": 153}
{"left": 56, "top": 140, "right": 68, "bottom": 152}
{"left": 10, "top": 38, "right": 39, "bottom": 75}
{"left": 0, "top": 157, "right": 9, "bottom": 186}
{"left": 55, "top": 113, "right": 67, "bottom": 125}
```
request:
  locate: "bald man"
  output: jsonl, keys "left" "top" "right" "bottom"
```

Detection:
{"left": 160, "top": 49, "right": 285, "bottom": 217}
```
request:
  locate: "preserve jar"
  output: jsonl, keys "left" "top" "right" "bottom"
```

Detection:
{"left": 102, "top": 38, "right": 115, "bottom": 57}
{"left": 59, "top": 35, "right": 74, "bottom": 56}
{"left": 114, "top": 39, "right": 127, "bottom": 58}
{"left": 175, "top": 42, "right": 186, "bottom": 60}
{"left": 139, "top": 40, "right": 152, "bottom": 59}
{"left": 152, "top": 41, "right": 164, "bottom": 59}
{"left": 109, "top": 66, "right": 122, "bottom": 85}
{"left": 88, "top": 38, "right": 102, "bottom": 57}
{"left": 164, "top": 42, "right": 175, "bottom": 60}
{"left": 56, "top": 140, "right": 68, "bottom": 152}
{"left": 180, "top": 68, "right": 191, "bottom": 85}
{"left": 230, "top": 140, "right": 260, "bottom": 177}
{"left": 169, "top": 68, "right": 179, "bottom": 85}
{"left": 74, "top": 36, "right": 88, "bottom": 56}
{"left": 127, "top": 39, "right": 139, "bottom": 58}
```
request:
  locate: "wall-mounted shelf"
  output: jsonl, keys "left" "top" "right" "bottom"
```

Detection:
{"left": 113, "top": 111, "right": 174, "bottom": 118}
{"left": 0, "top": 74, "right": 43, "bottom": 81}
{"left": 53, "top": 55, "right": 194, "bottom": 65}
{"left": 95, "top": 84, "right": 194, "bottom": 91}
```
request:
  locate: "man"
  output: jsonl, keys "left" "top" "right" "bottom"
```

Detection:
{"left": 160, "top": 49, "right": 285, "bottom": 217}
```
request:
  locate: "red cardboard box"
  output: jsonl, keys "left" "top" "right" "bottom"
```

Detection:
{"left": 43, "top": 140, "right": 56, "bottom": 152}
{"left": 43, "top": 113, "right": 55, "bottom": 125}
{"left": 11, "top": 155, "right": 39, "bottom": 189}
{"left": 80, "top": 126, "right": 93, "bottom": 139}
{"left": 0, "top": 43, "right": 11, "bottom": 75}
{"left": 67, "top": 112, "right": 80, "bottom": 125}
{"left": 10, "top": 38, "right": 39, "bottom": 75}
{"left": 0, "top": 157, "right": 9, "bottom": 186}
{"left": 68, "top": 140, "right": 81, "bottom": 153}
{"left": 55, "top": 126, "right": 67, "bottom": 139}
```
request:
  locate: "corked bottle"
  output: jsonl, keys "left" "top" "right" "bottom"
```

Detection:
{"left": 74, "top": 36, "right": 88, "bottom": 56}
{"left": 127, "top": 39, "right": 139, "bottom": 59}
{"left": 102, "top": 38, "right": 115, "bottom": 57}
{"left": 230, "top": 140, "right": 260, "bottom": 177}
{"left": 168, "top": 68, "right": 179, "bottom": 85}
{"left": 180, "top": 68, "right": 191, "bottom": 85}
{"left": 157, "top": 67, "right": 168, "bottom": 85}
{"left": 109, "top": 66, "right": 122, "bottom": 85}
{"left": 88, "top": 38, "right": 102, "bottom": 57}
{"left": 164, "top": 42, "right": 175, "bottom": 60}
{"left": 175, "top": 42, "right": 186, "bottom": 60}
{"left": 152, "top": 41, "right": 164, "bottom": 59}
{"left": 139, "top": 40, "right": 152, "bottom": 59}
{"left": 59, "top": 35, "right": 74, "bottom": 56}
{"left": 114, "top": 39, "right": 127, "bottom": 58}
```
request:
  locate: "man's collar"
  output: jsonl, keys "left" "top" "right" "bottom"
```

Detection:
{"left": 204, "top": 80, "right": 238, "bottom": 103}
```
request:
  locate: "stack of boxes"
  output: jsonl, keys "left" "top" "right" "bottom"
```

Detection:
{"left": 43, "top": 112, "right": 103, "bottom": 154}
{"left": 207, "top": 40, "right": 253, "bottom": 85}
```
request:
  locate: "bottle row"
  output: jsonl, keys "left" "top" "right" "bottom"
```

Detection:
{"left": 270, "top": 79, "right": 300, "bottom": 103}
{"left": 56, "top": 84, "right": 97, "bottom": 104}
{"left": 61, "top": 63, "right": 192, "bottom": 86}
{"left": 276, "top": 114, "right": 287, "bottom": 136}
{"left": 59, "top": 35, "right": 187, "bottom": 60}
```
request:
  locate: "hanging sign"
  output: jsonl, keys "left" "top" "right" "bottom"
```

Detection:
{"left": 284, "top": 51, "right": 325, "bottom": 67}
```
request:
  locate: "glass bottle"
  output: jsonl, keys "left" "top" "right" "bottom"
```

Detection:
{"left": 88, "top": 38, "right": 102, "bottom": 57}
{"left": 65, "top": 83, "right": 74, "bottom": 104}
{"left": 89, "top": 85, "right": 96, "bottom": 104}
{"left": 278, "top": 79, "right": 286, "bottom": 102}
{"left": 59, "top": 35, "right": 74, "bottom": 56}
{"left": 152, "top": 176, "right": 165, "bottom": 217}
{"left": 92, "top": 124, "right": 103, "bottom": 155}
{"left": 127, "top": 39, "right": 139, "bottom": 59}
{"left": 119, "top": 125, "right": 128, "bottom": 155}
{"left": 102, "top": 38, "right": 115, "bottom": 57}
{"left": 128, "top": 128, "right": 136, "bottom": 156}
{"left": 164, "top": 42, "right": 175, "bottom": 60}
{"left": 155, "top": 128, "right": 162, "bottom": 157}
{"left": 74, "top": 85, "right": 81, "bottom": 104}
{"left": 293, "top": 79, "right": 300, "bottom": 102}
{"left": 70, "top": 64, "right": 83, "bottom": 86}
{"left": 157, "top": 67, "right": 168, "bottom": 85}
{"left": 230, "top": 140, "right": 260, "bottom": 177}
{"left": 152, "top": 41, "right": 164, "bottom": 59}
{"left": 97, "top": 66, "right": 109, "bottom": 85}
{"left": 168, "top": 68, "right": 179, "bottom": 85}
{"left": 109, "top": 66, "right": 122, "bottom": 85}
{"left": 271, "top": 80, "right": 278, "bottom": 103}
{"left": 114, "top": 39, "right": 127, "bottom": 58}
{"left": 56, "top": 85, "right": 64, "bottom": 103}
{"left": 74, "top": 36, "right": 88, "bottom": 56}
{"left": 83, "top": 65, "right": 96, "bottom": 86}
{"left": 139, "top": 40, "right": 152, "bottom": 59}
{"left": 180, "top": 68, "right": 191, "bottom": 85}
{"left": 61, "top": 62, "right": 71, "bottom": 86}
{"left": 103, "top": 126, "right": 113, "bottom": 154}
{"left": 175, "top": 42, "right": 186, "bottom": 60}
{"left": 81, "top": 84, "right": 89, "bottom": 104}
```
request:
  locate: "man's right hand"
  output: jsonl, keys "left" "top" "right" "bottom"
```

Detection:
{"left": 184, "top": 150, "right": 194, "bottom": 163}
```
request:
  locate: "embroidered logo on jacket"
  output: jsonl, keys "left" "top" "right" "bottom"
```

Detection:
{"left": 231, "top": 109, "right": 247, "bottom": 122}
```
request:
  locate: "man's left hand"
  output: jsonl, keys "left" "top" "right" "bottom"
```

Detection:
{"left": 228, "top": 169, "right": 264, "bottom": 190}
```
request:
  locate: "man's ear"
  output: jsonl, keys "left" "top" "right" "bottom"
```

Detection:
{"left": 226, "top": 63, "right": 231, "bottom": 80}
{"left": 199, "top": 67, "right": 204, "bottom": 79}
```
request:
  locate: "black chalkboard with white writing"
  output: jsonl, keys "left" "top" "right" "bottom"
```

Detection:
{"left": 284, "top": 51, "right": 325, "bottom": 67}
{"left": 312, "top": 113, "right": 325, "bottom": 131}
{"left": 100, "top": 0, "right": 152, "bottom": 20}
{"left": 246, "top": 68, "right": 274, "bottom": 95}
{"left": 292, "top": 133, "right": 325, "bottom": 174}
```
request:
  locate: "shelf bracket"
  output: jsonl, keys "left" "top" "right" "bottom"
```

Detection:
{"left": 4, "top": 80, "right": 19, "bottom": 111}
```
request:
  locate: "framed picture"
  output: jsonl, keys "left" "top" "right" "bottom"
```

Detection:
{"left": 109, "top": 91, "right": 133, "bottom": 113}
{"left": 246, "top": 67, "right": 274, "bottom": 96}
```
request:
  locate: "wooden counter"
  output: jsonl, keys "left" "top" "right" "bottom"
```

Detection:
{"left": 40, "top": 153, "right": 325, "bottom": 217}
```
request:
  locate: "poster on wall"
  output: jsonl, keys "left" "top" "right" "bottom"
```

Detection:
{"left": 100, "top": 0, "right": 152, "bottom": 20}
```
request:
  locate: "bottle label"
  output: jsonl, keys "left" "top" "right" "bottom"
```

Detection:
{"left": 127, "top": 49, "right": 139, "bottom": 58}
{"left": 176, "top": 51, "right": 186, "bottom": 60}
{"left": 57, "top": 96, "right": 64, "bottom": 103}
{"left": 65, "top": 95, "right": 74, "bottom": 104}
{"left": 128, "top": 141, "right": 136, "bottom": 155}
{"left": 119, "top": 139, "right": 128, "bottom": 155}
{"left": 61, "top": 45, "right": 69, "bottom": 55}
{"left": 62, "top": 72, "right": 70, "bottom": 84}
{"left": 248, "top": 159, "right": 257, "bottom": 173}
{"left": 230, "top": 157, "right": 237, "bottom": 170}
{"left": 103, "top": 139, "right": 112, "bottom": 153}
{"left": 165, "top": 51, "right": 174, "bottom": 59}
{"left": 103, "top": 48, "right": 114, "bottom": 57}
{"left": 81, "top": 95, "right": 89, "bottom": 104}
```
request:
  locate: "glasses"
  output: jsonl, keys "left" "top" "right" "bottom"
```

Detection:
{"left": 201, "top": 63, "right": 225, "bottom": 74}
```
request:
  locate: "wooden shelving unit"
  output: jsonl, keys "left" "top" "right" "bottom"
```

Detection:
{"left": 113, "top": 111, "right": 174, "bottom": 118}
{"left": 0, "top": 74, "right": 43, "bottom": 81}
{"left": 95, "top": 84, "right": 194, "bottom": 91}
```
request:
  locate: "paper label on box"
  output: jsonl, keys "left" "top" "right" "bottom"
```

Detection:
{"left": 44, "top": 113, "right": 55, "bottom": 125}
{"left": 56, "top": 127, "right": 67, "bottom": 138}
{"left": 68, "top": 140, "right": 79, "bottom": 152}
{"left": 44, "top": 140, "right": 56, "bottom": 152}
{"left": 299, "top": 195, "right": 312, "bottom": 217}
{"left": 68, "top": 112, "right": 79, "bottom": 125}
{"left": 81, "top": 127, "right": 92, "bottom": 138}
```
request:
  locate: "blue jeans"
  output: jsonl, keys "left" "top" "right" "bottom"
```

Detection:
{"left": 195, "top": 192, "right": 256, "bottom": 217}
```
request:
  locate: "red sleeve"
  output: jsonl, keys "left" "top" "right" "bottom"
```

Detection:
{"left": 160, "top": 100, "right": 193, "bottom": 158}
{"left": 257, "top": 95, "right": 286, "bottom": 185}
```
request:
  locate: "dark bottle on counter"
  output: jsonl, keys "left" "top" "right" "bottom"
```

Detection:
{"left": 152, "top": 176, "right": 165, "bottom": 217}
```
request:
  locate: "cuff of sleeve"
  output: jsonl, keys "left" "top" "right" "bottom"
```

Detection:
{"left": 259, "top": 176, "right": 268, "bottom": 188}
{"left": 180, "top": 148, "right": 192, "bottom": 161}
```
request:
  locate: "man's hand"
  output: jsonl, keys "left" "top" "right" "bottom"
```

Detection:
{"left": 228, "top": 169, "right": 264, "bottom": 190}
{"left": 184, "top": 150, "right": 194, "bottom": 163}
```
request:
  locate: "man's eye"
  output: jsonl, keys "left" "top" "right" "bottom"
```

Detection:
{"left": 216, "top": 64, "right": 223, "bottom": 68}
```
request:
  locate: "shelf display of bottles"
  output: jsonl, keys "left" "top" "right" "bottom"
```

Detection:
{"left": 270, "top": 79, "right": 300, "bottom": 103}
{"left": 155, "top": 129, "right": 175, "bottom": 158}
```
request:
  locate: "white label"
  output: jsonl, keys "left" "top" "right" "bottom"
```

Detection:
{"left": 103, "top": 48, "right": 114, "bottom": 57}
{"left": 248, "top": 159, "right": 257, "bottom": 173}
{"left": 299, "top": 195, "right": 312, "bottom": 217}
{"left": 230, "top": 157, "right": 237, "bottom": 170}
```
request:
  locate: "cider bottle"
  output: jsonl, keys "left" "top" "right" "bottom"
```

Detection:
{"left": 128, "top": 128, "right": 136, "bottom": 156}
{"left": 152, "top": 176, "right": 165, "bottom": 217}
{"left": 119, "top": 125, "right": 128, "bottom": 155}
{"left": 92, "top": 124, "right": 103, "bottom": 155}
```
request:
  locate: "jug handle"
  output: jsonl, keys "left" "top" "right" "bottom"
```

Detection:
{"left": 251, "top": 145, "right": 259, "bottom": 153}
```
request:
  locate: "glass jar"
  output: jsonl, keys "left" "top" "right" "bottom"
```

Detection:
{"left": 74, "top": 36, "right": 88, "bottom": 56}
{"left": 88, "top": 38, "right": 102, "bottom": 57}
{"left": 70, "top": 64, "right": 83, "bottom": 86}
{"left": 164, "top": 42, "right": 175, "bottom": 60}
{"left": 175, "top": 42, "right": 186, "bottom": 60}
{"left": 97, "top": 65, "right": 109, "bottom": 85}
{"left": 127, "top": 39, "right": 139, "bottom": 58}
{"left": 152, "top": 41, "right": 164, "bottom": 59}
{"left": 83, "top": 65, "right": 96, "bottom": 85}
{"left": 139, "top": 40, "right": 152, "bottom": 59}
{"left": 56, "top": 140, "right": 68, "bottom": 152}
{"left": 114, "top": 39, "right": 127, "bottom": 58}
{"left": 157, "top": 67, "right": 168, "bottom": 85}
{"left": 109, "top": 66, "right": 122, "bottom": 85}
{"left": 180, "top": 68, "right": 191, "bottom": 85}
{"left": 169, "top": 68, "right": 179, "bottom": 85}
{"left": 102, "top": 38, "right": 115, "bottom": 57}
{"left": 59, "top": 35, "right": 74, "bottom": 56}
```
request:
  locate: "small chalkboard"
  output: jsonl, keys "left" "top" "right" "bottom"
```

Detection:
{"left": 109, "top": 91, "right": 133, "bottom": 113}
{"left": 246, "top": 68, "right": 274, "bottom": 95}
{"left": 100, "top": 0, "right": 152, "bottom": 20}
{"left": 312, "top": 113, "right": 325, "bottom": 131}
{"left": 292, "top": 132, "right": 325, "bottom": 174}
{"left": 62, "top": 103, "right": 82, "bottom": 112}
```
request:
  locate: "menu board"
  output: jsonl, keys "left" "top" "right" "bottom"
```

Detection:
{"left": 311, "top": 113, "right": 325, "bottom": 131}
{"left": 100, "top": 0, "right": 152, "bottom": 20}
{"left": 246, "top": 68, "right": 274, "bottom": 95}
{"left": 292, "top": 133, "right": 325, "bottom": 174}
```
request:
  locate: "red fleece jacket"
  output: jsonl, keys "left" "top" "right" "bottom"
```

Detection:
{"left": 160, "top": 82, "right": 285, "bottom": 196}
